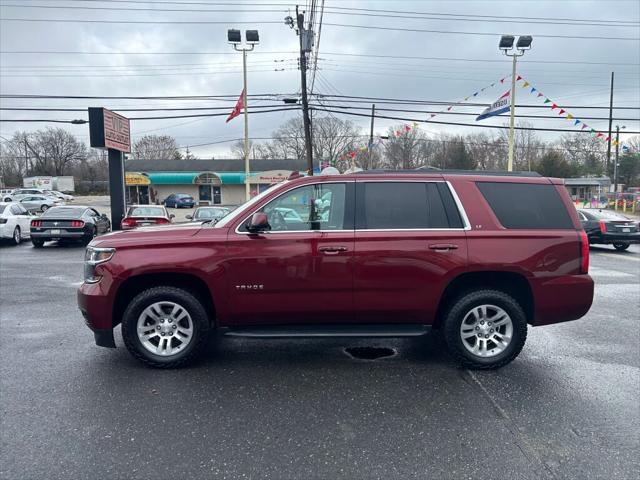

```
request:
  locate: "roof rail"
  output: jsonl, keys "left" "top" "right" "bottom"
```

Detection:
{"left": 353, "top": 169, "right": 541, "bottom": 177}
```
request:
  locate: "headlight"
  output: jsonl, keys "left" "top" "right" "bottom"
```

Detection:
{"left": 84, "top": 246, "right": 115, "bottom": 283}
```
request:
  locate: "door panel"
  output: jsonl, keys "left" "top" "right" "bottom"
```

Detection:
{"left": 353, "top": 231, "right": 467, "bottom": 323}
{"left": 225, "top": 231, "right": 354, "bottom": 325}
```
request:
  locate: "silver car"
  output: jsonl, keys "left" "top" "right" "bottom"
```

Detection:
{"left": 19, "top": 195, "right": 64, "bottom": 212}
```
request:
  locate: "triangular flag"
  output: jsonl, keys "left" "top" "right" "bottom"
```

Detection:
{"left": 490, "top": 83, "right": 495, "bottom": 87}
{"left": 430, "top": 113, "right": 436, "bottom": 118}
{"left": 551, "top": 103, "right": 558, "bottom": 110}
{"left": 225, "top": 88, "right": 245, "bottom": 123}
{"left": 567, "top": 114, "right": 574, "bottom": 120}
{"left": 412, "top": 122, "right": 420, "bottom": 128}
{"left": 544, "top": 98, "right": 551, "bottom": 103}
{"left": 596, "top": 132, "right": 604, "bottom": 138}
{"left": 605, "top": 136, "right": 611, "bottom": 142}
{"left": 574, "top": 119, "right": 581, "bottom": 126}
{"left": 537, "top": 92, "right": 544, "bottom": 98}
{"left": 447, "top": 106, "right": 452, "bottom": 111}
{"left": 531, "top": 87, "right": 537, "bottom": 93}
{"left": 558, "top": 109, "right": 565, "bottom": 115}
{"left": 590, "top": 128, "right": 596, "bottom": 133}
{"left": 500, "top": 77, "right": 506, "bottom": 83}
{"left": 404, "top": 125, "right": 411, "bottom": 132}
{"left": 613, "top": 140, "right": 620, "bottom": 146}
{"left": 516, "top": 75, "right": 522, "bottom": 81}
{"left": 523, "top": 81, "right": 530, "bottom": 88}
{"left": 464, "top": 97, "right": 469, "bottom": 101}
{"left": 581, "top": 124, "right": 588, "bottom": 130}
{"left": 473, "top": 92, "right": 478, "bottom": 96}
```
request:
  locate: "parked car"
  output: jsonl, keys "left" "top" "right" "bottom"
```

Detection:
{"left": 121, "top": 205, "right": 174, "bottom": 230}
{"left": 30, "top": 205, "right": 111, "bottom": 248}
{"left": 0, "top": 201, "right": 34, "bottom": 245}
{"left": 0, "top": 188, "right": 18, "bottom": 199}
{"left": 577, "top": 208, "right": 639, "bottom": 251}
{"left": 49, "top": 190, "right": 74, "bottom": 202}
{"left": 163, "top": 193, "right": 195, "bottom": 209}
{"left": 19, "top": 195, "right": 63, "bottom": 212}
{"left": 186, "top": 206, "right": 231, "bottom": 223}
{"left": 78, "top": 171, "right": 594, "bottom": 369}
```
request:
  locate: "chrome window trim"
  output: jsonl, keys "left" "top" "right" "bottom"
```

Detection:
{"left": 232, "top": 178, "right": 471, "bottom": 235}
{"left": 233, "top": 180, "right": 353, "bottom": 235}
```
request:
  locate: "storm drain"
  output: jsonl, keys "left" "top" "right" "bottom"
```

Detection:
{"left": 344, "top": 346, "right": 396, "bottom": 360}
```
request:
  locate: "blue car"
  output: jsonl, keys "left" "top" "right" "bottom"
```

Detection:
{"left": 163, "top": 193, "right": 195, "bottom": 209}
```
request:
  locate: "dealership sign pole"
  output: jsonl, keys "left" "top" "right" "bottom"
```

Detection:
{"left": 88, "top": 108, "right": 131, "bottom": 231}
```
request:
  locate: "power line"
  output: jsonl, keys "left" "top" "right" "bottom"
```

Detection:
{"left": 322, "top": 22, "right": 640, "bottom": 41}
{"left": 0, "top": 17, "right": 284, "bottom": 24}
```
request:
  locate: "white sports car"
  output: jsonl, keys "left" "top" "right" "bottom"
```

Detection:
{"left": 0, "top": 202, "right": 34, "bottom": 245}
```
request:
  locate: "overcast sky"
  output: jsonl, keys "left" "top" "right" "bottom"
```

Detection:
{"left": 1, "top": 0, "right": 638, "bottom": 159}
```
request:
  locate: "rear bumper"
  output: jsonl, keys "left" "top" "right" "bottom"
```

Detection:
{"left": 530, "top": 274, "right": 594, "bottom": 326}
{"left": 590, "top": 232, "right": 640, "bottom": 244}
{"left": 31, "top": 229, "right": 86, "bottom": 239}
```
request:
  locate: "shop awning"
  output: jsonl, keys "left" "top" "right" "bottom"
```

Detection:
{"left": 146, "top": 172, "right": 198, "bottom": 184}
{"left": 141, "top": 171, "right": 283, "bottom": 185}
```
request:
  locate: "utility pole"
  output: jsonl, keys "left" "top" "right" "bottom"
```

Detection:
{"left": 295, "top": 5, "right": 314, "bottom": 175}
{"left": 606, "top": 72, "right": 614, "bottom": 174}
{"left": 368, "top": 104, "right": 375, "bottom": 170}
{"left": 613, "top": 124, "right": 626, "bottom": 194}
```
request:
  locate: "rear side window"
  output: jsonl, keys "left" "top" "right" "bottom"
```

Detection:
{"left": 356, "top": 182, "right": 462, "bottom": 229}
{"left": 476, "top": 182, "right": 573, "bottom": 229}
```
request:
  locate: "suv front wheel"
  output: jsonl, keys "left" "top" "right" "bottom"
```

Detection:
{"left": 121, "top": 286, "right": 211, "bottom": 368}
{"left": 443, "top": 290, "right": 527, "bottom": 370}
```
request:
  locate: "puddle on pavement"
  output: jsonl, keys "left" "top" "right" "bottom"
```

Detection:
{"left": 344, "top": 346, "right": 397, "bottom": 360}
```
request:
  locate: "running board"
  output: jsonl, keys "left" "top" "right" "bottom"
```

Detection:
{"left": 220, "top": 324, "right": 431, "bottom": 338}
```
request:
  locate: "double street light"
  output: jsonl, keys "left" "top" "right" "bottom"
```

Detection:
{"left": 228, "top": 29, "right": 259, "bottom": 201}
{"left": 499, "top": 35, "right": 533, "bottom": 172}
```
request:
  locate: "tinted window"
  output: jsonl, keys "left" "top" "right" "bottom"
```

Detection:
{"left": 42, "top": 206, "right": 85, "bottom": 218}
{"left": 358, "top": 182, "right": 455, "bottom": 229}
{"left": 586, "top": 210, "right": 630, "bottom": 221}
{"left": 128, "top": 206, "right": 166, "bottom": 217}
{"left": 0, "top": 205, "right": 6, "bottom": 214}
{"left": 248, "top": 183, "right": 347, "bottom": 232}
{"left": 477, "top": 182, "right": 574, "bottom": 229}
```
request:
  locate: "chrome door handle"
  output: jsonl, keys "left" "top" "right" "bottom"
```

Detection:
{"left": 428, "top": 244, "right": 459, "bottom": 252}
{"left": 319, "top": 246, "right": 348, "bottom": 255}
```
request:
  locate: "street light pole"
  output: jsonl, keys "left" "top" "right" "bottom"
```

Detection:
{"left": 242, "top": 48, "right": 250, "bottom": 201}
{"left": 229, "top": 29, "right": 259, "bottom": 201}
{"left": 499, "top": 35, "right": 532, "bottom": 172}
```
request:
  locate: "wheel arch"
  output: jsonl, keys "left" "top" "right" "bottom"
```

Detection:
{"left": 112, "top": 272, "right": 216, "bottom": 328}
{"left": 434, "top": 271, "right": 534, "bottom": 328}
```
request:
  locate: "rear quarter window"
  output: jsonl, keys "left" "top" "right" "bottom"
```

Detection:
{"left": 476, "top": 182, "right": 574, "bottom": 229}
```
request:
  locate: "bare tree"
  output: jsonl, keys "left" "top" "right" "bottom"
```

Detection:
{"left": 382, "top": 125, "right": 433, "bottom": 169}
{"left": 559, "top": 133, "right": 606, "bottom": 176}
{"left": 133, "top": 135, "right": 181, "bottom": 160}
{"left": 0, "top": 132, "right": 30, "bottom": 186}
{"left": 21, "top": 127, "right": 87, "bottom": 176}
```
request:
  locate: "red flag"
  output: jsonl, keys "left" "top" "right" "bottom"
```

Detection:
{"left": 516, "top": 75, "right": 522, "bottom": 81}
{"left": 551, "top": 103, "right": 558, "bottom": 110}
{"left": 558, "top": 109, "right": 565, "bottom": 115}
{"left": 596, "top": 132, "right": 604, "bottom": 138}
{"left": 605, "top": 136, "right": 611, "bottom": 142}
{"left": 404, "top": 125, "right": 411, "bottom": 132}
{"left": 225, "top": 88, "right": 245, "bottom": 123}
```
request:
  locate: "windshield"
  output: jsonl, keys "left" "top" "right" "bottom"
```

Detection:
{"left": 588, "top": 210, "right": 630, "bottom": 220}
{"left": 214, "top": 183, "right": 285, "bottom": 228}
{"left": 195, "top": 207, "right": 229, "bottom": 220}
{"left": 0, "top": 205, "right": 6, "bottom": 214}
{"left": 42, "top": 206, "right": 86, "bottom": 218}
{"left": 128, "top": 206, "right": 166, "bottom": 217}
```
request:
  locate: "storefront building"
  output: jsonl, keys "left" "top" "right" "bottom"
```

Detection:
{"left": 124, "top": 159, "right": 307, "bottom": 206}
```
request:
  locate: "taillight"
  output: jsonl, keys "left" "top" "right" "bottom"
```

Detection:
{"left": 579, "top": 230, "right": 589, "bottom": 274}
{"left": 599, "top": 220, "right": 607, "bottom": 234}
{"left": 71, "top": 220, "right": 84, "bottom": 228}
{"left": 121, "top": 217, "right": 136, "bottom": 229}
{"left": 31, "top": 220, "right": 42, "bottom": 227}
{"left": 155, "top": 218, "right": 170, "bottom": 224}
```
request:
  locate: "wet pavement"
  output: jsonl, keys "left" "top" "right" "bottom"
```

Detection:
{"left": 1, "top": 241, "right": 638, "bottom": 479}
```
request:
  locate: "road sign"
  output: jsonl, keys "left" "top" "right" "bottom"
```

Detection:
{"left": 88, "top": 107, "right": 131, "bottom": 153}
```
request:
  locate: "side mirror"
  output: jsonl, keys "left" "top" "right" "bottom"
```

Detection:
{"left": 169, "top": 214, "right": 175, "bottom": 219}
{"left": 185, "top": 215, "right": 193, "bottom": 220}
{"left": 246, "top": 212, "right": 270, "bottom": 233}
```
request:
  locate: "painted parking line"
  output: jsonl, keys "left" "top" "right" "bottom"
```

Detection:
{"left": 589, "top": 266, "right": 635, "bottom": 277}
{"left": 593, "top": 253, "right": 640, "bottom": 262}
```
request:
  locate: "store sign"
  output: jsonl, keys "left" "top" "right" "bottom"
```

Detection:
{"left": 247, "top": 170, "right": 291, "bottom": 184}
{"left": 88, "top": 107, "right": 131, "bottom": 153}
{"left": 125, "top": 172, "right": 150, "bottom": 186}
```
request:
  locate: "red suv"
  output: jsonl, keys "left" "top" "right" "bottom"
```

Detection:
{"left": 78, "top": 172, "right": 594, "bottom": 369}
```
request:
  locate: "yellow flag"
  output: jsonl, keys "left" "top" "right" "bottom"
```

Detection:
{"left": 567, "top": 114, "right": 574, "bottom": 120}
{"left": 522, "top": 81, "right": 530, "bottom": 88}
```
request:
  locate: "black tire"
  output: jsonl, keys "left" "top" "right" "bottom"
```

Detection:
{"left": 443, "top": 289, "right": 528, "bottom": 370}
{"left": 121, "top": 286, "right": 212, "bottom": 368}
{"left": 82, "top": 226, "right": 97, "bottom": 246}
{"left": 32, "top": 238, "right": 45, "bottom": 248}
{"left": 12, "top": 226, "right": 21, "bottom": 245}
{"left": 613, "top": 242, "right": 630, "bottom": 251}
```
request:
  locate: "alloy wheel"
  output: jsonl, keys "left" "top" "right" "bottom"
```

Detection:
{"left": 136, "top": 301, "right": 194, "bottom": 357}
{"left": 459, "top": 304, "right": 513, "bottom": 358}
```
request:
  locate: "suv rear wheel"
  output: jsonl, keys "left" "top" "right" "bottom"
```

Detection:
{"left": 121, "top": 286, "right": 211, "bottom": 368}
{"left": 443, "top": 290, "right": 527, "bottom": 370}
{"left": 613, "top": 242, "right": 630, "bottom": 251}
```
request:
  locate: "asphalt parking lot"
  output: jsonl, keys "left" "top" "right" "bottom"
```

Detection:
{"left": 1, "top": 240, "right": 639, "bottom": 480}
